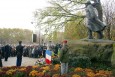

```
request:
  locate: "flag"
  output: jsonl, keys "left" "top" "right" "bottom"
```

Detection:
{"left": 45, "top": 50, "right": 52, "bottom": 64}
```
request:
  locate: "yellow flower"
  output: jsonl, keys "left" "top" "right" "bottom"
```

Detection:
{"left": 6, "top": 71, "right": 12, "bottom": 75}
{"left": 19, "top": 68, "right": 26, "bottom": 71}
{"left": 104, "top": 70, "right": 112, "bottom": 75}
{"left": 52, "top": 74, "right": 60, "bottom": 77}
{"left": 87, "top": 72, "right": 95, "bottom": 77}
{"left": 95, "top": 70, "right": 112, "bottom": 77}
{"left": 54, "top": 64, "right": 60, "bottom": 71}
{"left": 32, "top": 65, "right": 39, "bottom": 69}
{"left": 85, "top": 68, "right": 93, "bottom": 73}
{"left": 36, "top": 72, "right": 44, "bottom": 76}
{"left": 43, "top": 70, "right": 46, "bottom": 73}
{"left": 98, "top": 70, "right": 105, "bottom": 74}
{"left": 29, "top": 70, "right": 38, "bottom": 77}
{"left": 95, "top": 73, "right": 107, "bottom": 77}
{"left": 42, "top": 66, "right": 50, "bottom": 71}
{"left": 6, "top": 69, "right": 16, "bottom": 75}
{"left": 74, "top": 67, "right": 83, "bottom": 72}
{"left": 72, "top": 74, "right": 81, "bottom": 77}
{"left": 54, "top": 64, "right": 60, "bottom": 67}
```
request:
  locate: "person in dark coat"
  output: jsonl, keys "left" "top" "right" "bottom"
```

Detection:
{"left": 43, "top": 46, "right": 47, "bottom": 58}
{"left": 0, "top": 47, "right": 3, "bottom": 67}
{"left": 54, "top": 44, "right": 59, "bottom": 56}
{"left": 38, "top": 46, "right": 43, "bottom": 57}
{"left": 34, "top": 46, "right": 39, "bottom": 58}
{"left": 16, "top": 41, "right": 24, "bottom": 66}
{"left": 1, "top": 46, "right": 5, "bottom": 59}
{"left": 4, "top": 44, "right": 11, "bottom": 61}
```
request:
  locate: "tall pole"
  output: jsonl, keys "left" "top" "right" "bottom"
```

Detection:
{"left": 38, "top": 23, "right": 41, "bottom": 45}
{"left": 39, "top": 29, "right": 40, "bottom": 45}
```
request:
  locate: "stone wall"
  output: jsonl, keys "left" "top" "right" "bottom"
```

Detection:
{"left": 68, "top": 39, "right": 115, "bottom": 66}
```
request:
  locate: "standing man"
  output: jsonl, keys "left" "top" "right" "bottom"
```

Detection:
{"left": 54, "top": 43, "right": 59, "bottom": 56}
{"left": 0, "top": 47, "right": 3, "bottom": 67}
{"left": 59, "top": 40, "right": 69, "bottom": 75}
{"left": 4, "top": 44, "right": 11, "bottom": 61}
{"left": 16, "top": 41, "right": 24, "bottom": 66}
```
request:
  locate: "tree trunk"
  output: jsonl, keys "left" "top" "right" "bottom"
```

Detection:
{"left": 106, "top": 26, "right": 111, "bottom": 40}
{"left": 93, "top": 0, "right": 111, "bottom": 39}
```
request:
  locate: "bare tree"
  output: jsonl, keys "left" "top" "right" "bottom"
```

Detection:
{"left": 34, "top": 0, "right": 114, "bottom": 40}
{"left": 34, "top": 0, "right": 86, "bottom": 33}
{"left": 102, "top": 0, "right": 115, "bottom": 40}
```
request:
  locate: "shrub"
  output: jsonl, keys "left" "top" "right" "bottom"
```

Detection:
{"left": 69, "top": 55, "right": 91, "bottom": 68}
{"left": 52, "top": 58, "right": 60, "bottom": 64}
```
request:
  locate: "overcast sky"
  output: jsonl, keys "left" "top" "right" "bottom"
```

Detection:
{"left": 0, "top": 0, "right": 49, "bottom": 31}
{"left": 0, "top": 0, "right": 112, "bottom": 31}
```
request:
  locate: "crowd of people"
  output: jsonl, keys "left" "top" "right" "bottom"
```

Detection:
{"left": 0, "top": 42, "right": 62, "bottom": 67}
{"left": 0, "top": 40, "right": 69, "bottom": 75}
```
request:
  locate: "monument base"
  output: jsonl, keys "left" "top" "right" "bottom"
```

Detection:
{"left": 68, "top": 39, "right": 115, "bottom": 67}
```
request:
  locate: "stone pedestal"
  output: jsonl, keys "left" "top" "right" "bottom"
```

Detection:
{"left": 68, "top": 39, "right": 115, "bottom": 67}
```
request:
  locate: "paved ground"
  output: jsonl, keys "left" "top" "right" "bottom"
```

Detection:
{"left": 2, "top": 57, "right": 38, "bottom": 67}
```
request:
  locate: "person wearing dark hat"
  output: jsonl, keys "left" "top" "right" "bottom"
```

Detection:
{"left": 16, "top": 41, "right": 24, "bottom": 66}
{"left": 0, "top": 47, "right": 3, "bottom": 67}
{"left": 59, "top": 40, "right": 69, "bottom": 75}
{"left": 85, "top": 1, "right": 106, "bottom": 39}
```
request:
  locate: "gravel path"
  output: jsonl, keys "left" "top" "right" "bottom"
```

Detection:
{"left": 2, "top": 57, "right": 38, "bottom": 67}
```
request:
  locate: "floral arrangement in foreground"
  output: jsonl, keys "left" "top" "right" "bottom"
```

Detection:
{"left": 0, "top": 64, "right": 114, "bottom": 77}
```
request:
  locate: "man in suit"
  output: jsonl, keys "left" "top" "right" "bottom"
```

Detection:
{"left": 16, "top": 41, "right": 24, "bottom": 66}
{"left": 4, "top": 44, "right": 11, "bottom": 61}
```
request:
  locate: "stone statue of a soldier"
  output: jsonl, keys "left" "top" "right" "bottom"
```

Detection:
{"left": 85, "top": 1, "right": 106, "bottom": 39}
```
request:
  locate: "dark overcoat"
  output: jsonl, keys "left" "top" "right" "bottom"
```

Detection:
{"left": 16, "top": 45, "right": 23, "bottom": 58}
{"left": 86, "top": 4, "right": 106, "bottom": 31}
